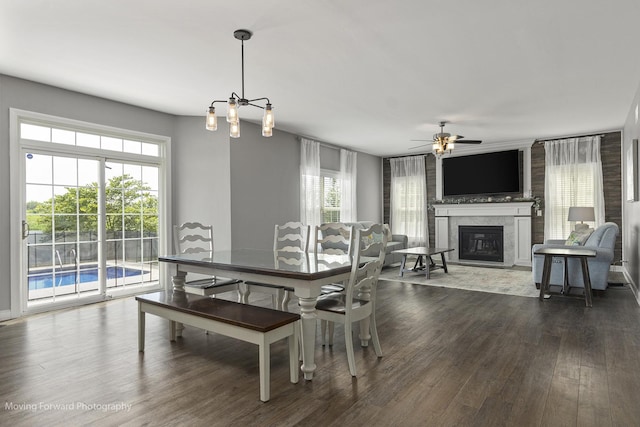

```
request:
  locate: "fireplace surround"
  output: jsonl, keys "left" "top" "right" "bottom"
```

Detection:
{"left": 434, "top": 202, "right": 534, "bottom": 266}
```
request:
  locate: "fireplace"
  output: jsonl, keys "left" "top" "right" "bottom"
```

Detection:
{"left": 434, "top": 202, "right": 533, "bottom": 266}
{"left": 458, "top": 226, "right": 504, "bottom": 262}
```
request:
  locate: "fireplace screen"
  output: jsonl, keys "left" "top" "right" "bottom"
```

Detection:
{"left": 458, "top": 226, "right": 504, "bottom": 262}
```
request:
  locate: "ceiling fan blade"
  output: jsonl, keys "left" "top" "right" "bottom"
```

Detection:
{"left": 449, "top": 134, "right": 463, "bottom": 141}
{"left": 456, "top": 139, "right": 482, "bottom": 144}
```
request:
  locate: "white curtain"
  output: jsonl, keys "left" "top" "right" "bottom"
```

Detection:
{"left": 339, "top": 149, "right": 357, "bottom": 222}
{"left": 300, "top": 138, "right": 322, "bottom": 230}
{"left": 390, "top": 156, "right": 428, "bottom": 247}
{"left": 544, "top": 136, "right": 605, "bottom": 240}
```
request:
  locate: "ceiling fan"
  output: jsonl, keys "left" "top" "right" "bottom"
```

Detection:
{"left": 410, "top": 121, "right": 482, "bottom": 155}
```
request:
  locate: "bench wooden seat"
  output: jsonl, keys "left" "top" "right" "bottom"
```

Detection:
{"left": 136, "top": 291, "right": 300, "bottom": 402}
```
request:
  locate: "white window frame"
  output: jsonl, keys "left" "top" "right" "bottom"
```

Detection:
{"left": 9, "top": 109, "right": 172, "bottom": 317}
{"left": 320, "top": 169, "right": 342, "bottom": 223}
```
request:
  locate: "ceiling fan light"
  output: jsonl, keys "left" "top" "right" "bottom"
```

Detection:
{"left": 205, "top": 106, "right": 217, "bottom": 131}
{"left": 227, "top": 98, "right": 239, "bottom": 124}
{"left": 230, "top": 120, "right": 240, "bottom": 138}
{"left": 447, "top": 142, "right": 455, "bottom": 150}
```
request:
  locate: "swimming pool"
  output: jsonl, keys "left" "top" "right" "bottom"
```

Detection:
{"left": 28, "top": 266, "right": 146, "bottom": 290}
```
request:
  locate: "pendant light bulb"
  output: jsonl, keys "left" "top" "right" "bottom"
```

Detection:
{"left": 227, "top": 98, "right": 239, "bottom": 123}
{"left": 230, "top": 120, "right": 240, "bottom": 138}
{"left": 263, "top": 103, "right": 274, "bottom": 128}
{"left": 205, "top": 106, "right": 217, "bottom": 131}
{"left": 262, "top": 122, "right": 273, "bottom": 137}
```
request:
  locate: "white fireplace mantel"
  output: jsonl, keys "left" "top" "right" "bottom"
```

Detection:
{"left": 434, "top": 202, "right": 534, "bottom": 267}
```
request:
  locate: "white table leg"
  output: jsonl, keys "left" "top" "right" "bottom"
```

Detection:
{"left": 171, "top": 270, "right": 187, "bottom": 292}
{"left": 170, "top": 271, "right": 187, "bottom": 337}
{"left": 238, "top": 282, "right": 250, "bottom": 304}
{"left": 297, "top": 296, "right": 318, "bottom": 380}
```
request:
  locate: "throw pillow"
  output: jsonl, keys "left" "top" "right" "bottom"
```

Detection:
{"left": 565, "top": 228, "right": 594, "bottom": 246}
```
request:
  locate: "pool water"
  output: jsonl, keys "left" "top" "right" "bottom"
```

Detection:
{"left": 28, "top": 266, "right": 146, "bottom": 290}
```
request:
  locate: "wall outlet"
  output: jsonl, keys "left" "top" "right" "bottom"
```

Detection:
{"left": 536, "top": 210, "right": 542, "bottom": 216}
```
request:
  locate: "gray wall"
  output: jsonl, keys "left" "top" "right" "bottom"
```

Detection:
{"left": 229, "top": 121, "right": 382, "bottom": 250}
{"left": 356, "top": 150, "right": 383, "bottom": 222}
{"left": 623, "top": 81, "right": 640, "bottom": 302}
{"left": 172, "top": 116, "right": 232, "bottom": 251}
{"left": 229, "top": 122, "right": 301, "bottom": 250}
{"left": 0, "top": 75, "right": 176, "bottom": 316}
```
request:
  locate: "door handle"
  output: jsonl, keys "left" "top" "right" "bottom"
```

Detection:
{"left": 22, "top": 220, "right": 29, "bottom": 240}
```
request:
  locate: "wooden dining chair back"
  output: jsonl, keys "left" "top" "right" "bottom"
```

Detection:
{"left": 173, "top": 222, "right": 241, "bottom": 297}
{"left": 314, "top": 223, "right": 353, "bottom": 256}
{"left": 243, "top": 222, "right": 310, "bottom": 311}
{"left": 274, "top": 221, "right": 311, "bottom": 253}
{"left": 315, "top": 223, "right": 388, "bottom": 377}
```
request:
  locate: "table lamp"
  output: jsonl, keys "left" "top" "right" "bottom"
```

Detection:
{"left": 568, "top": 206, "right": 595, "bottom": 231}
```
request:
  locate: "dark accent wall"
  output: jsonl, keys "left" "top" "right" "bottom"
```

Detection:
{"left": 530, "top": 132, "right": 623, "bottom": 263}
{"left": 384, "top": 133, "right": 623, "bottom": 264}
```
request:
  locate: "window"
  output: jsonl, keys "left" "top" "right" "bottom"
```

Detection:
{"left": 390, "top": 156, "right": 427, "bottom": 247}
{"left": 321, "top": 170, "right": 342, "bottom": 223}
{"left": 12, "top": 109, "right": 169, "bottom": 312}
{"left": 544, "top": 137, "right": 604, "bottom": 240}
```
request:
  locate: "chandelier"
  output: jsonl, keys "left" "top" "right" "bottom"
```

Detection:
{"left": 205, "top": 29, "right": 274, "bottom": 138}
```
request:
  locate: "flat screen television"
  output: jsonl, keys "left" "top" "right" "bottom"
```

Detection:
{"left": 442, "top": 150, "right": 521, "bottom": 197}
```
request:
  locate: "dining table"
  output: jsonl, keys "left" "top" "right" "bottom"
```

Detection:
{"left": 159, "top": 249, "right": 362, "bottom": 380}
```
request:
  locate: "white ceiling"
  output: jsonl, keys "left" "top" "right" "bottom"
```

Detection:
{"left": 2, "top": 0, "right": 640, "bottom": 157}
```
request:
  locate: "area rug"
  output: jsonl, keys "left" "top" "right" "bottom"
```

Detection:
{"left": 379, "top": 264, "right": 539, "bottom": 298}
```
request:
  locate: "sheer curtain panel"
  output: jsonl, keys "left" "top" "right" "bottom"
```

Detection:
{"left": 300, "top": 138, "right": 322, "bottom": 230}
{"left": 544, "top": 136, "right": 605, "bottom": 240}
{"left": 390, "top": 156, "right": 428, "bottom": 247}
{"left": 339, "top": 149, "right": 357, "bottom": 222}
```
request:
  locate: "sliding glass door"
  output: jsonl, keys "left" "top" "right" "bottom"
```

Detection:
{"left": 12, "top": 109, "right": 169, "bottom": 314}
{"left": 25, "top": 152, "right": 101, "bottom": 301}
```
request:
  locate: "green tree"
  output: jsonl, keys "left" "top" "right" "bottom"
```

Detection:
{"left": 27, "top": 174, "right": 158, "bottom": 235}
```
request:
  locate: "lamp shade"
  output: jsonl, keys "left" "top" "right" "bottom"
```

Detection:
{"left": 568, "top": 206, "right": 595, "bottom": 222}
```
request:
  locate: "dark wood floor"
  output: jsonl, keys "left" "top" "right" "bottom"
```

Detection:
{"left": 1, "top": 277, "right": 640, "bottom": 426}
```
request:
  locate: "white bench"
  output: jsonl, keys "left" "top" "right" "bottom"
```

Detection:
{"left": 136, "top": 291, "right": 300, "bottom": 402}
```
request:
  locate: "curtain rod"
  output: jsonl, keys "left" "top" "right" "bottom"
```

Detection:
{"left": 384, "top": 153, "right": 428, "bottom": 160}
{"left": 296, "top": 136, "right": 343, "bottom": 151}
{"left": 534, "top": 129, "right": 619, "bottom": 144}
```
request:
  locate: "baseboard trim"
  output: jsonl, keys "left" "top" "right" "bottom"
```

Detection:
{"left": 622, "top": 268, "right": 640, "bottom": 306}
{"left": 0, "top": 310, "right": 12, "bottom": 322}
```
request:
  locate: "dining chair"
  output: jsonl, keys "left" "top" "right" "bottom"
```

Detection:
{"left": 315, "top": 223, "right": 387, "bottom": 377}
{"left": 173, "top": 222, "right": 241, "bottom": 297}
{"left": 314, "top": 223, "right": 354, "bottom": 343}
{"left": 242, "top": 221, "right": 310, "bottom": 311}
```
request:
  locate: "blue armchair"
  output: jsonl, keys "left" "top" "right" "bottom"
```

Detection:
{"left": 532, "top": 222, "right": 619, "bottom": 291}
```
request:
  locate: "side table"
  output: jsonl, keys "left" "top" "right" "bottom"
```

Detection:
{"left": 534, "top": 247, "right": 597, "bottom": 307}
